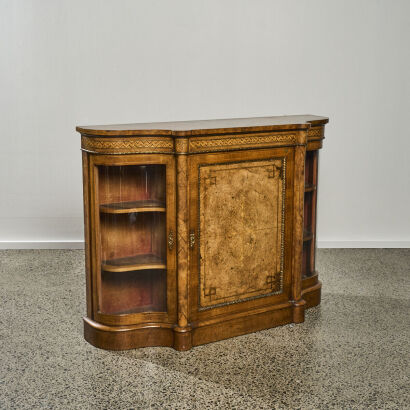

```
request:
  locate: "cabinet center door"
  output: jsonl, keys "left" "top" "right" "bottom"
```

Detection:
{"left": 196, "top": 156, "right": 286, "bottom": 310}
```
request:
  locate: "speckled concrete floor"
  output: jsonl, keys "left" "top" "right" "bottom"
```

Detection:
{"left": 0, "top": 249, "right": 409, "bottom": 409}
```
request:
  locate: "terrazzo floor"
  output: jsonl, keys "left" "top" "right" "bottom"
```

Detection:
{"left": 0, "top": 249, "right": 409, "bottom": 409}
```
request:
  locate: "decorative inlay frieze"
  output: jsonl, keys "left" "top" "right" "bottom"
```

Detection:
{"left": 189, "top": 133, "right": 297, "bottom": 153}
{"left": 307, "top": 126, "right": 324, "bottom": 140}
{"left": 81, "top": 136, "right": 174, "bottom": 154}
{"left": 81, "top": 131, "right": 311, "bottom": 155}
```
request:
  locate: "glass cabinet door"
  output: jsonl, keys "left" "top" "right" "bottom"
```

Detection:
{"left": 302, "top": 150, "right": 318, "bottom": 277}
{"left": 96, "top": 164, "right": 168, "bottom": 315}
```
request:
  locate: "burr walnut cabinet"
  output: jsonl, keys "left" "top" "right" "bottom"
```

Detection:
{"left": 77, "top": 115, "right": 328, "bottom": 351}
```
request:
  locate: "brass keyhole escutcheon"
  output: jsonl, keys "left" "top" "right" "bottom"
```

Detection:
{"left": 189, "top": 230, "right": 195, "bottom": 249}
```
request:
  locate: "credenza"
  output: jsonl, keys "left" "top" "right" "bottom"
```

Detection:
{"left": 77, "top": 115, "right": 328, "bottom": 350}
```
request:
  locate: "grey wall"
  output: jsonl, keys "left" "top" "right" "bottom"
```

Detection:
{"left": 1, "top": 0, "right": 409, "bottom": 248}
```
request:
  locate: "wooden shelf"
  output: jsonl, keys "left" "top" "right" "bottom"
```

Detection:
{"left": 102, "top": 253, "right": 166, "bottom": 273}
{"left": 104, "top": 304, "right": 159, "bottom": 316}
{"left": 100, "top": 199, "right": 166, "bottom": 214}
{"left": 304, "top": 184, "right": 316, "bottom": 193}
{"left": 303, "top": 231, "right": 314, "bottom": 242}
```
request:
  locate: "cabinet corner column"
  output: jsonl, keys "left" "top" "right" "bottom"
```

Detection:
{"left": 174, "top": 138, "right": 192, "bottom": 351}
{"left": 291, "top": 131, "right": 308, "bottom": 323}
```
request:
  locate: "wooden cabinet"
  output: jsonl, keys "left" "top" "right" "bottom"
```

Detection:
{"left": 77, "top": 115, "right": 328, "bottom": 350}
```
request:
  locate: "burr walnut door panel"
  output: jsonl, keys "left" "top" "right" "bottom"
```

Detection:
{"left": 188, "top": 148, "right": 296, "bottom": 320}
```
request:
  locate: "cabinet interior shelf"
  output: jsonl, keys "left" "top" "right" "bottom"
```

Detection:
{"left": 102, "top": 253, "right": 166, "bottom": 273}
{"left": 105, "top": 305, "right": 160, "bottom": 316}
{"left": 100, "top": 199, "right": 166, "bottom": 214}
{"left": 304, "top": 184, "right": 316, "bottom": 193}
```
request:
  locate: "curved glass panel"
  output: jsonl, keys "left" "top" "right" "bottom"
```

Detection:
{"left": 97, "top": 165, "right": 167, "bottom": 314}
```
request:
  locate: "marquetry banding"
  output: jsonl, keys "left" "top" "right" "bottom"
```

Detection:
{"left": 81, "top": 136, "right": 174, "bottom": 154}
{"left": 189, "top": 132, "right": 298, "bottom": 154}
{"left": 307, "top": 126, "right": 324, "bottom": 140}
{"left": 81, "top": 131, "right": 312, "bottom": 155}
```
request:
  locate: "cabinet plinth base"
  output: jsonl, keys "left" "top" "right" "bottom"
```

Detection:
{"left": 192, "top": 302, "right": 303, "bottom": 348}
{"left": 302, "top": 272, "right": 322, "bottom": 308}
{"left": 292, "top": 299, "right": 306, "bottom": 323}
{"left": 83, "top": 317, "right": 174, "bottom": 350}
{"left": 83, "top": 275, "right": 322, "bottom": 351}
{"left": 173, "top": 326, "right": 193, "bottom": 351}
{"left": 83, "top": 296, "right": 318, "bottom": 351}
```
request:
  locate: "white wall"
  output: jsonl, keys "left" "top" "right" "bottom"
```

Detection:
{"left": 1, "top": 0, "right": 409, "bottom": 249}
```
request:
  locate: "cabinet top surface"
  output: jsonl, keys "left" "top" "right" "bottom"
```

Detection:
{"left": 77, "top": 115, "right": 328, "bottom": 136}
